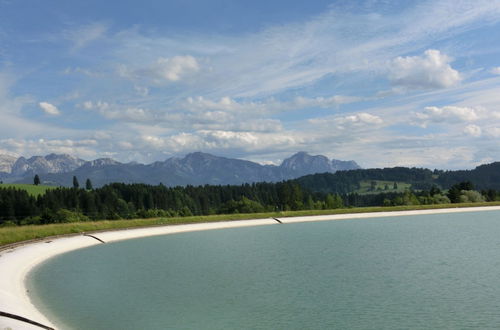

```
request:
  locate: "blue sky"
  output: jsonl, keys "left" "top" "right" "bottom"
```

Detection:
{"left": 1, "top": 0, "right": 500, "bottom": 169}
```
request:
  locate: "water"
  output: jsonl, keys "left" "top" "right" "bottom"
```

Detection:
{"left": 28, "top": 211, "right": 500, "bottom": 329}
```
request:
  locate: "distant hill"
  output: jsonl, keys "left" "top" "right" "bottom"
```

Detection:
{"left": 0, "top": 152, "right": 361, "bottom": 187}
{"left": 295, "top": 162, "right": 500, "bottom": 194}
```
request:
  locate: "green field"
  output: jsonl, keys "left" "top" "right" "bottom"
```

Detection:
{"left": 0, "top": 183, "right": 56, "bottom": 197}
{"left": 2, "top": 202, "right": 500, "bottom": 247}
{"left": 355, "top": 180, "right": 412, "bottom": 194}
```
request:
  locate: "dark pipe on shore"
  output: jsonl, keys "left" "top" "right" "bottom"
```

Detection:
{"left": 83, "top": 233, "right": 106, "bottom": 243}
{"left": 0, "top": 311, "right": 55, "bottom": 330}
{"left": 272, "top": 217, "right": 283, "bottom": 224}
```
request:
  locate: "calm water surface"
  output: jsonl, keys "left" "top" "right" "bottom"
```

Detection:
{"left": 28, "top": 211, "right": 500, "bottom": 329}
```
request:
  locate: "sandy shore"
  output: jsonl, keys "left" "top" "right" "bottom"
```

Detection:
{"left": 1, "top": 206, "right": 500, "bottom": 329}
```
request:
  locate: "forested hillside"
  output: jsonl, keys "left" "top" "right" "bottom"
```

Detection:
{"left": 295, "top": 162, "right": 500, "bottom": 194}
{"left": 295, "top": 167, "right": 436, "bottom": 194}
{"left": 435, "top": 163, "right": 500, "bottom": 190}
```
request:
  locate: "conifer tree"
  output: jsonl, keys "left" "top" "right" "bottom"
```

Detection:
{"left": 73, "top": 176, "right": 79, "bottom": 189}
{"left": 86, "top": 178, "right": 93, "bottom": 190}
{"left": 34, "top": 174, "right": 40, "bottom": 185}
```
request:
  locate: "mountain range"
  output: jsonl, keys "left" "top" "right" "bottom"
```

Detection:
{"left": 0, "top": 152, "right": 361, "bottom": 187}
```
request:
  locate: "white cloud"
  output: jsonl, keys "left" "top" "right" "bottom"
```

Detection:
{"left": 388, "top": 49, "right": 461, "bottom": 89}
{"left": 183, "top": 96, "right": 262, "bottom": 112}
{"left": 182, "top": 95, "right": 361, "bottom": 114}
{"left": 119, "top": 55, "right": 200, "bottom": 84}
{"left": 155, "top": 55, "right": 199, "bottom": 81}
{"left": 289, "top": 95, "right": 362, "bottom": 109}
{"left": 0, "top": 138, "right": 99, "bottom": 159}
{"left": 464, "top": 124, "right": 482, "bottom": 137}
{"left": 142, "top": 130, "right": 303, "bottom": 153}
{"left": 81, "top": 93, "right": 360, "bottom": 130}
{"left": 39, "top": 102, "right": 60, "bottom": 116}
{"left": 309, "top": 112, "right": 383, "bottom": 129}
{"left": 491, "top": 67, "right": 500, "bottom": 75}
{"left": 414, "top": 106, "right": 478, "bottom": 125}
{"left": 80, "top": 98, "right": 283, "bottom": 133}
{"left": 338, "top": 113, "right": 383, "bottom": 125}
{"left": 82, "top": 100, "right": 110, "bottom": 112}
{"left": 84, "top": 101, "right": 150, "bottom": 122}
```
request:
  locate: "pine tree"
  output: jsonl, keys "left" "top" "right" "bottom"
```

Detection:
{"left": 34, "top": 174, "right": 41, "bottom": 186}
{"left": 73, "top": 176, "right": 79, "bottom": 189}
{"left": 86, "top": 178, "right": 93, "bottom": 190}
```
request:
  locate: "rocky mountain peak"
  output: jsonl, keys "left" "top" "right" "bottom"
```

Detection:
{"left": 183, "top": 152, "right": 218, "bottom": 162}
{"left": 10, "top": 154, "right": 86, "bottom": 176}
{"left": 85, "top": 158, "right": 121, "bottom": 167}
{"left": 280, "top": 152, "right": 332, "bottom": 173}
{"left": 0, "top": 154, "right": 17, "bottom": 173}
{"left": 280, "top": 152, "right": 360, "bottom": 177}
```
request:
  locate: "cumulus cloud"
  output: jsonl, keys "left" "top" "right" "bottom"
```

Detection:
{"left": 309, "top": 112, "right": 383, "bottom": 129}
{"left": 82, "top": 100, "right": 110, "bottom": 111}
{"left": 182, "top": 94, "right": 361, "bottom": 114}
{"left": 290, "top": 95, "right": 362, "bottom": 109}
{"left": 491, "top": 67, "right": 500, "bottom": 75}
{"left": 83, "top": 101, "right": 151, "bottom": 122}
{"left": 464, "top": 124, "right": 482, "bottom": 137}
{"left": 1, "top": 138, "right": 99, "bottom": 159}
{"left": 119, "top": 55, "right": 200, "bottom": 84}
{"left": 39, "top": 102, "right": 60, "bottom": 116}
{"left": 388, "top": 49, "right": 461, "bottom": 89}
{"left": 155, "top": 55, "right": 199, "bottom": 81}
{"left": 337, "top": 113, "right": 383, "bottom": 125}
{"left": 81, "top": 93, "right": 360, "bottom": 129}
{"left": 414, "top": 106, "right": 478, "bottom": 126}
{"left": 139, "top": 129, "right": 302, "bottom": 154}
{"left": 81, "top": 98, "right": 283, "bottom": 132}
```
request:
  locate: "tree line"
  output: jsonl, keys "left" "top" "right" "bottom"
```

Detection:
{"left": 1, "top": 179, "right": 498, "bottom": 226}
{"left": 0, "top": 181, "right": 342, "bottom": 225}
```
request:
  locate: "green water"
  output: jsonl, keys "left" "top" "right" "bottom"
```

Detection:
{"left": 28, "top": 211, "right": 500, "bottom": 329}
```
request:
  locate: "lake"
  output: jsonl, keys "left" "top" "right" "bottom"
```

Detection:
{"left": 28, "top": 210, "right": 500, "bottom": 329}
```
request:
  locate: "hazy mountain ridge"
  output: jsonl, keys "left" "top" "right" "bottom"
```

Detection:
{"left": 0, "top": 152, "right": 360, "bottom": 187}
{"left": 280, "top": 151, "right": 360, "bottom": 177}
{"left": 0, "top": 155, "right": 17, "bottom": 174}
{"left": 10, "top": 154, "right": 86, "bottom": 177}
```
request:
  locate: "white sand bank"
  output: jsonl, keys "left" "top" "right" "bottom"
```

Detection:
{"left": 1, "top": 206, "right": 500, "bottom": 329}
{"left": 0, "top": 219, "right": 276, "bottom": 329}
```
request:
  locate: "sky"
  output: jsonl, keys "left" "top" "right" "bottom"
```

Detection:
{"left": 1, "top": 0, "right": 500, "bottom": 169}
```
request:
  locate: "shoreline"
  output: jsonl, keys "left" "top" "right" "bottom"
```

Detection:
{"left": 1, "top": 206, "right": 500, "bottom": 329}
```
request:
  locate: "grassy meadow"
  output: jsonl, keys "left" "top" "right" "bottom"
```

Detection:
{"left": 2, "top": 201, "right": 500, "bottom": 247}
{"left": 355, "top": 180, "right": 412, "bottom": 194}
{"left": 0, "top": 183, "right": 56, "bottom": 197}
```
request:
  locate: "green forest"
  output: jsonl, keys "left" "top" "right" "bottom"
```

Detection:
{"left": 1, "top": 166, "right": 499, "bottom": 226}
